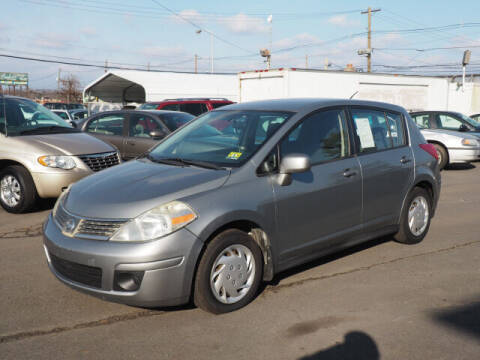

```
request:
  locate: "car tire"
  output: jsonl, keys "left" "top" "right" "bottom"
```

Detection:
{"left": 433, "top": 143, "right": 448, "bottom": 170}
{"left": 0, "top": 165, "right": 37, "bottom": 213}
{"left": 394, "top": 187, "right": 432, "bottom": 245}
{"left": 194, "top": 229, "right": 263, "bottom": 314}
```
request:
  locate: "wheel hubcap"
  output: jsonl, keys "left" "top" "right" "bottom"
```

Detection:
{"left": 408, "top": 196, "right": 429, "bottom": 236}
{"left": 0, "top": 175, "right": 21, "bottom": 207}
{"left": 210, "top": 244, "right": 256, "bottom": 304}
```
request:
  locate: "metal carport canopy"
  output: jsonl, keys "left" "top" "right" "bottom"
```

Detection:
{"left": 83, "top": 70, "right": 238, "bottom": 104}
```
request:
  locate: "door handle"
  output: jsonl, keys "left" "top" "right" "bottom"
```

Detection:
{"left": 343, "top": 169, "right": 357, "bottom": 178}
{"left": 126, "top": 141, "right": 135, "bottom": 146}
{"left": 400, "top": 156, "right": 411, "bottom": 164}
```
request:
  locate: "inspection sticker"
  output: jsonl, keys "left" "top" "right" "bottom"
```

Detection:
{"left": 226, "top": 152, "right": 243, "bottom": 160}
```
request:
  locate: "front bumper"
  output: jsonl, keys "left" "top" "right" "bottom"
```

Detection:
{"left": 43, "top": 214, "right": 203, "bottom": 307}
{"left": 32, "top": 169, "right": 92, "bottom": 198}
{"left": 448, "top": 147, "right": 480, "bottom": 164}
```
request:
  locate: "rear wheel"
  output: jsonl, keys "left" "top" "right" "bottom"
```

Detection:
{"left": 433, "top": 143, "right": 448, "bottom": 170}
{"left": 194, "top": 229, "right": 263, "bottom": 314}
{"left": 394, "top": 187, "right": 432, "bottom": 244}
{"left": 0, "top": 166, "right": 37, "bottom": 213}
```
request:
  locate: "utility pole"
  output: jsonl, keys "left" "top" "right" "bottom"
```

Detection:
{"left": 194, "top": 54, "right": 198, "bottom": 73}
{"left": 147, "top": 62, "right": 150, "bottom": 71}
{"left": 305, "top": 55, "right": 309, "bottom": 69}
{"left": 360, "top": 7, "right": 381, "bottom": 72}
{"left": 57, "top": 68, "right": 61, "bottom": 93}
{"left": 104, "top": 59, "right": 108, "bottom": 73}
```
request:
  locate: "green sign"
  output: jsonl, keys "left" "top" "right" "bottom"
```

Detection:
{"left": 0, "top": 72, "right": 28, "bottom": 86}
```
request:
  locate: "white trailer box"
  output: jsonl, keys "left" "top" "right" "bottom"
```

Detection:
{"left": 238, "top": 68, "right": 450, "bottom": 112}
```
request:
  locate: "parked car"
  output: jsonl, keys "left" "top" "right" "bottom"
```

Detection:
{"left": 44, "top": 99, "right": 440, "bottom": 314}
{"left": 0, "top": 95, "right": 121, "bottom": 213}
{"left": 410, "top": 111, "right": 480, "bottom": 135}
{"left": 470, "top": 114, "right": 480, "bottom": 122}
{"left": 79, "top": 110, "right": 194, "bottom": 160}
{"left": 138, "top": 98, "right": 234, "bottom": 116}
{"left": 52, "top": 109, "right": 88, "bottom": 127}
{"left": 410, "top": 111, "right": 480, "bottom": 168}
{"left": 44, "top": 103, "right": 86, "bottom": 110}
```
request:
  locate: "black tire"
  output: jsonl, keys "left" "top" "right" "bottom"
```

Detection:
{"left": 194, "top": 229, "right": 263, "bottom": 314}
{"left": 394, "top": 187, "right": 432, "bottom": 244}
{"left": 0, "top": 165, "right": 37, "bottom": 213}
{"left": 433, "top": 143, "right": 448, "bottom": 170}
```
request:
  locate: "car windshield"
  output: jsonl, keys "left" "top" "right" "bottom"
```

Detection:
{"left": 148, "top": 110, "right": 292, "bottom": 168}
{"left": 159, "top": 112, "right": 195, "bottom": 131}
{"left": 0, "top": 98, "right": 77, "bottom": 136}
{"left": 457, "top": 113, "right": 480, "bottom": 129}
{"left": 138, "top": 103, "right": 159, "bottom": 110}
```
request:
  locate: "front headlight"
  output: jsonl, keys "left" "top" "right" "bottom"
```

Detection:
{"left": 110, "top": 201, "right": 197, "bottom": 242}
{"left": 38, "top": 155, "right": 76, "bottom": 170}
{"left": 461, "top": 138, "right": 480, "bottom": 146}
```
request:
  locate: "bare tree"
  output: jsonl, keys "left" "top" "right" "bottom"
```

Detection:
{"left": 58, "top": 74, "right": 82, "bottom": 103}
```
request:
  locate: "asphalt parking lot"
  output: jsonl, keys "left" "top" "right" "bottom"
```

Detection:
{"left": 1, "top": 164, "right": 480, "bottom": 360}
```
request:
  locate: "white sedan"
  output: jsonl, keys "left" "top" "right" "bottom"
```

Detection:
{"left": 419, "top": 128, "right": 480, "bottom": 169}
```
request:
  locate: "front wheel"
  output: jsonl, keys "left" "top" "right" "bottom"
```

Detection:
{"left": 394, "top": 187, "right": 432, "bottom": 244}
{"left": 0, "top": 165, "right": 37, "bottom": 213}
{"left": 194, "top": 229, "right": 263, "bottom": 314}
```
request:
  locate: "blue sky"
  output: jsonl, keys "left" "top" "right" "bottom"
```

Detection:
{"left": 1, "top": 0, "right": 479, "bottom": 89}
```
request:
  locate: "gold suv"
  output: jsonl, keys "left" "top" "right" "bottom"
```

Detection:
{"left": 0, "top": 96, "right": 120, "bottom": 213}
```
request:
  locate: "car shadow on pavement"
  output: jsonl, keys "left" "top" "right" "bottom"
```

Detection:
{"left": 431, "top": 298, "right": 480, "bottom": 340}
{"left": 267, "top": 235, "right": 392, "bottom": 287}
{"left": 298, "top": 331, "right": 380, "bottom": 360}
{"left": 445, "top": 163, "right": 476, "bottom": 171}
{"left": 34, "top": 198, "right": 56, "bottom": 212}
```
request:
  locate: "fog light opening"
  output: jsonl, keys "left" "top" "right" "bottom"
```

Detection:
{"left": 114, "top": 271, "right": 144, "bottom": 292}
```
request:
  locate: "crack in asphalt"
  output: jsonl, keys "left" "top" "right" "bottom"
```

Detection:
{"left": 0, "top": 310, "right": 162, "bottom": 344}
{"left": 0, "top": 224, "right": 43, "bottom": 239}
{"left": 1, "top": 239, "right": 479, "bottom": 344}
{"left": 264, "top": 239, "right": 480, "bottom": 293}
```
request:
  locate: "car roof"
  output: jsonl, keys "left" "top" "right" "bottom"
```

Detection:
{"left": 87, "top": 109, "right": 192, "bottom": 117}
{"left": 145, "top": 98, "right": 233, "bottom": 104}
{"left": 220, "top": 98, "right": 406, "bottom": 113}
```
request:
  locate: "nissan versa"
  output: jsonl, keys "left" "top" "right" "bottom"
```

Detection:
{"left": 43, "top": 99, "right": 441, "bottom": 314}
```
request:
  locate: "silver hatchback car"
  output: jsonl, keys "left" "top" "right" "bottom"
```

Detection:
{"left": 43, "top": 99, "right": 441, "bottom": 314}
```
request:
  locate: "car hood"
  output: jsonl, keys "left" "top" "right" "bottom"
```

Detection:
{"left": 14, "top": 133, "right": 115, "bottom": 155}
{"left": 64, "top": 159, "right": 231, "bottom": 219}
{"left": 420, "top": 128, "right": 480, "bottom": 140}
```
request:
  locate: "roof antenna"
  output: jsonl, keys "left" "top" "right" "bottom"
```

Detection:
{"left": 349, "top": 91, "right": 358, "bottom": 100}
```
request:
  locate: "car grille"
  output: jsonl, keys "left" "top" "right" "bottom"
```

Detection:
{"left": 78, "top": 151, "right": 120, "bottom": 172}
{"left": 54, "top": 203, "right": 127, "bottom": 240}
{"left": 76, "top": 220, "right": 126, "bottom": 239}
{"left": 50, "top": 253, "right": 102, "bottom": 288}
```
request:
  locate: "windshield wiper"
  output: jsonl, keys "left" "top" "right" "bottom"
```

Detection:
{"left": 146, "top": 155, "right": 223, "bottom": 170}
{"left": 20, "top": 126, "right": 80, "bottom": 135}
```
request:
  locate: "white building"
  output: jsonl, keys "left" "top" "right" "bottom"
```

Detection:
{"left": 238, "top": 68, "right": 480, "bottom": 115}
{"left": 83, "top": 70, "right": 238, "bottom": 112}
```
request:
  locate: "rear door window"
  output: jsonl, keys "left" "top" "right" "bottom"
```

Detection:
{"left": 351, "top": 109, "right": 392, "bottom": 153}
{"left": 160, "top": 104, "right": 180, "bottom": 111}
{"left": 412, "top": 114, "right": 431, "bottom": 129}
{"left": 211, "top": 102, "right": 230, "bottom": 109}
{"left": 86, "top": 114, "right": 125, "bottom": 136}
{"left": 180, "top": 103, "right": 208, "bottom": 116}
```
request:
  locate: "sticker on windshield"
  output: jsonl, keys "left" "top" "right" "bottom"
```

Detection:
{"left": 227, "top": 152, "right": 243, "bottom": 160}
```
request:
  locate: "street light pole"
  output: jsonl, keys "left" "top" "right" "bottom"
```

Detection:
{"left": 196, "top": 29, "right": 214, "bottom": 73}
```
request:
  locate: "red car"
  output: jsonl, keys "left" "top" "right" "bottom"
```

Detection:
{"left": 138, "top": 98, "right": 234, "bottom": 116}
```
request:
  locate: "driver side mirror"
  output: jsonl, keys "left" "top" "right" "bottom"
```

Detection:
{"left": 459, "top": 124, "right": 469, "bottom": 132}
{"left": 277, "top": 154, "right": 311, "bottom": 186}
{"left": 149, "top": 130, "right": 166, "bottom": 139}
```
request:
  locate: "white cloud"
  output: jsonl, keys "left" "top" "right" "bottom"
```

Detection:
{"left": 274, "top": 33, "right": 322, "bottom": 50}
{"left": 80, "top": 26, "right": 97, "bottom": 37}
{"left": 140, "top": 45, "right": 186, "bottom": 58}
{"left": 328, "top": 15, "right": 348, "bottom": 26}
{"left": 32, "top": 33, "right": 72, "bottom": 49}
{"left": 219, "top": 13, "right": 269, "bottom": 35}
{"left": 170, "top": 9, "right": 205, "bottom": 25}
